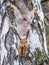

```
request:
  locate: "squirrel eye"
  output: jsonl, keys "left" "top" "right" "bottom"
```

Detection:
{"left": 26, "top": 41, "right": 27, "bottom": 42}
{"left": 20, "top": 41, "right": 22, "bottom": 43}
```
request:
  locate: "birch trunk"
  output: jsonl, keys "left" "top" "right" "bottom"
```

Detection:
{"left": 0, "top": 0, "right": 49, "bottom": 65}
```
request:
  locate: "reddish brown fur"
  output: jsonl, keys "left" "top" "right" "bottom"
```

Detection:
{"left": 17, "top": 30, "right": 29, "bottom": 57}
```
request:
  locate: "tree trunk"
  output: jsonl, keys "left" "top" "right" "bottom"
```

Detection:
{"left": 0, "top": 0, "right": 49, "bottom": 65}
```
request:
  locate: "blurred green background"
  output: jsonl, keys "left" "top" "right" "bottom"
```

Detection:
{"left": 42, "top": 1, "right": 49, "bottom": 51}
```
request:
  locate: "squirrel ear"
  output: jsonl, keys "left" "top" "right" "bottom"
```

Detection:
{"left": 16, "top": 31, "right": 21, "bottom": 40}
{"left": 26, "top": 30, "right": 29, "bottom": 39}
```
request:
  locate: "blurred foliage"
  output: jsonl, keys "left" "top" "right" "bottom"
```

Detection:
{"left": 46, "top": 28, "right": 49, "bottom": 35}
{"left": 5, "top": 5, "right": 14, "bottom": 14}
{"left": 33, "top": 49, "right": 49, "bottom": 65}
{"left": 24, "top": 0, "right": 33, "bottom": 10}
{"left": 26, "top": 48, "right": 49, "bottom": 65}
{"left": 48, "top": 47, "right": 49, "bottom": 51}
{"left": 6, "top": 6, "right": 13, "bottom": 12}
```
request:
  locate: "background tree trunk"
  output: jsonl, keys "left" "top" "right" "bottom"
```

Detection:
{"left": 0, "top": 0, "right": 49, "bottom": 65}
